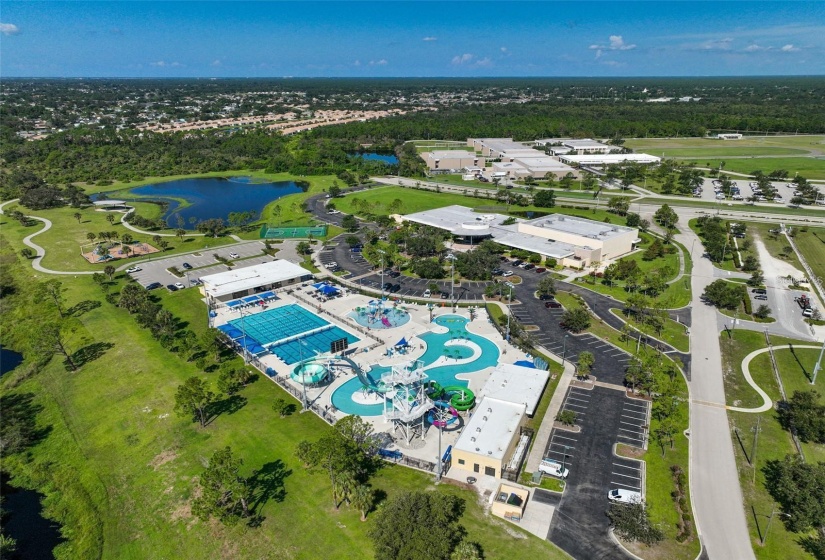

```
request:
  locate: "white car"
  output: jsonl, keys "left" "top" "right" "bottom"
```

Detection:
{"left": 422, "top": 289, "right": 431, "bottom": 298}
{"left": 229, "top": 252, "right": 240, "bottom": 259}
{"left": 502, "top": 271, "right": 514, "bottom": 277}
{"left": 539, "top": 458, "right": 569, "bottom": 479}
{"left": 608, "top": 489, "right": 642, "bottom": 504}
{"left": 328, "top": 209, "right": 341, "bottom": 215}
{"left": 716, "top": 193, "right": 726, "bottom": 200}
{"left": 174, "top": 282, "right": 185, "bottom": 289}
{"left": 126, "top": 266, "right": 141, "bottom": 274}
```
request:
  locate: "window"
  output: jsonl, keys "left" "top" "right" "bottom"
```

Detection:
{"left": 457, "top": 459, "right": 465, "bottom": 465}
{"left": 485, "top": 466, "right": 496, "bottom": 477}
{"left": 473, "top": 464, "right": 480, "bottom": 473}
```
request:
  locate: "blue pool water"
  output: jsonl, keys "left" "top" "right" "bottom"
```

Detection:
{"left": 331, "top": 315, "right": 500, "bottom": 416}
{"left": 229, "top": 304, "right": 359, "bottom": 365}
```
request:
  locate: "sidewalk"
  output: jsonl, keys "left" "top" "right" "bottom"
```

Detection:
{"left": 524, "top": 358, "right": 576, "bottom": 473}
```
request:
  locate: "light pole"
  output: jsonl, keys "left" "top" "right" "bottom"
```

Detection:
{"left": 378, "top": 249, "right": 386, "bottom": 299}
{"left": 762, "top": 507, "right": 791, "bottom": 546}
{"left": 506, "top": 286, "right": 513, "bottom": 342}
{"left": 298, "top": 339, "right": 309, "bottom": 410}
{"left": 446, "top": 253, "right": 456, "bottom": 309}
{"left": 812, "top": 338, "right": 825, "bottom": 385}
{"left": 562, "top": 334, "right": 569, "bottom": 364}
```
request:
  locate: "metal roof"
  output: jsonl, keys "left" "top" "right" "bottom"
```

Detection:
{"left": 453, "top": 397, "right": 525, "bottom": 460}
{"left": 201, "top": 260, "right": 311, "bottom": 298}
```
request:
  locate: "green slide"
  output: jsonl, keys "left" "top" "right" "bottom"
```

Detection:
{"left": 442, "top": 386, "right": 475, "bottom": 411}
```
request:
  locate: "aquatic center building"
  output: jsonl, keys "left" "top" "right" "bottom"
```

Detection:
{"left": 403, "top": 205, "right": 639, "bottom": 267}
{"left": 200, "top": 260, "right": 313, "bottom": 303}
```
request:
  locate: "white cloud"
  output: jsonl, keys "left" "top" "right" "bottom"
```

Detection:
{"left": 369, "top": 59, "right": 387, "bottom": 66}
{"left": 150, "top": 61, "right": 182, "bottom": 68}
{"left": 744, "top": 43, "right": 769, "bottom": 52}
{"left": 422, "top": 36, "right": 437, "bottom": 42}
{"left": 451, "top": 53, "right": 474, "bottom": 65}
{"left": 0, "top": 22, "right": 20, "bottom": 36}
{"left": 590, "top": 35, "right": 636, "bottom": 53}
{"left": 353, "top": 59, "right": 361, "bottom": 66}
{"left": 211, "top": 59, "right": 222, "bottom": 67}
{"left": 500, "top": 47, "right": 508, "bottom": 53}
{"left": 781, "top": 44, "right": 800, "bottom": 52}
{"left": 475, "top": 57, "right": 492, "bottom": 67}
{"left": 700, "top": 37, "right": 734, "bottom": 51}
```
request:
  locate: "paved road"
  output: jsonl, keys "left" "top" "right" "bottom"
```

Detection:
{"left": 676, "top": 226, "right": 756, "bottom": 560}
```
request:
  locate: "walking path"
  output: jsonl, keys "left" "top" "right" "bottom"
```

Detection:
{"left": 728, "top": 344, "right": 820, "bottom": 413}
{"left": 524, "top": 359, "right": 576, "bottom": 474}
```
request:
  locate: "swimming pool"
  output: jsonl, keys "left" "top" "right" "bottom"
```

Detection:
{"left": 228, "top": 304, "right": 359, "bottom": 364}
{"left": 331, "top": 315, "right": 500, "bottom": 416}
{"left": 349, "top": 307, "right": 411, "bottom": 330}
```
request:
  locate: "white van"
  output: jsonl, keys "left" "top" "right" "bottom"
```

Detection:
{"left": 539, "top": 459, "right": 569, "bottom": 479}
{"left": 608, "top": 488, "right": 642, "bottom": 504}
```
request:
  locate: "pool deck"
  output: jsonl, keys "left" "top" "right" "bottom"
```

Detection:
{"left": 212, "top": 282, "right": 533, "bottom": 466}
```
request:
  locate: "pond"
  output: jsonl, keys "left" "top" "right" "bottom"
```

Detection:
{"left": 1, "top": 474, "right": 66, "bottom": 559}
{"left": 1, "top": 345, "right": 24, "bottom": 377}
{"left": 351, "top": 152, "right": 399, "bottom": 164}
{"left": 120, "top": 177, "right": 305, "bottom": 229}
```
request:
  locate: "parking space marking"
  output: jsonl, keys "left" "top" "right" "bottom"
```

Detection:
{"left": 611, "top": 480, "right": 641, "bottom": 490}
{"left": 553, "top": 435, "right": 578, "bottom": 444}
{"left": 612, "top": 471, "right": 641, "bottom": 481}
{"left": 613, "top": 463, "right": 641, "bottom": 472}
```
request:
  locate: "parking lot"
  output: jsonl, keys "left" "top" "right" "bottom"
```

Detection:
{"left": 546, "top": 386, "right": 648, "bottom": 559}
{"left": 127, "top": 241, "right": 269, "bottom": 289}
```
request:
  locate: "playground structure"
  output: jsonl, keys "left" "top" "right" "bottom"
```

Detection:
{"left": 352, "top": 299, "right": 411, "bottom": 330}
{"left": 80, "top": 240, "right": 159, "bottom": 264}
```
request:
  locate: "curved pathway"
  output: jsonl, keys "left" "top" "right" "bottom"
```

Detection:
{"left": 728, "top": 344, "right": 820, "bottom": 413}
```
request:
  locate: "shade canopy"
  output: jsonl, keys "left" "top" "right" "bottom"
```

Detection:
{"left": 395, "top": 337, "right": 408, "bottom": 347}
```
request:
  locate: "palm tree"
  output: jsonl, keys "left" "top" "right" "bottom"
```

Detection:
{"left": 331, "top": 470, "right": 356, "bottom": 510}
{"left": 73, "top": 212, "right": 82, "bottom": 224}
{"left": 121, "top": 233, "right": 133, "bottom": 244}
{"left": 350, "top": 484, "right": 374, "bottom": 521}
{"left": 122, "top": 245, "right": 132, "bottom": 258}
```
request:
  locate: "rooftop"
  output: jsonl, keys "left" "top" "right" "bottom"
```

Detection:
{"left": 477, "top": 363, "right": 550, "bottom": 416}
{"left": 563, "top": 139, "right": 611, "bottom": 149}
{"left": 403, "top": 205, "right": 511, "bottom": 232}
{"left": 201, "top": 260, "right": 311, "bottom": 298}
{"left": 559, "top": 153, "right": 661, "bottom": 165}
{"left": 454, "top": 397, "right": 525, "bottom": 460}
{"left": 525, "top": 214, "right": 635, "bottom": 240}
{"left": 428, "top": 150, "right": 478, "bottom": 159}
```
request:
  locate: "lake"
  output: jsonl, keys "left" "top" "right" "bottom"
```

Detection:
{"left": 1, "top": 474, "right": 66, "bottom": 559}
{"left": 126, "top": 177, "right": 304, "bottom": 229}
{"left": 351, "top": 152, "right": 399, "bottom": 164}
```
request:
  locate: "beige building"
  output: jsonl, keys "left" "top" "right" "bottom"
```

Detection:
{"left": 452, "top": 397, "right": 525, "bottom": 478}
{"left": 420, "top": 150, "right": 485, "bottom": 173}
{"left": 199, "top": 260, "right": 313, "bottom": 304}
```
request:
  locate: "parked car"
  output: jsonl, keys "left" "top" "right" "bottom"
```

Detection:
{"left": 754, "top": 295, "right": 768, "bottom": 300}
{"left": 382, "top": 282, "right": 393, "bottom": 291}
{"left": 535, "top": 267, "right": 546, "bottom": 273}
{"left": 539, "top": 294, "right": 555, "bottom": 301}
{"left": 502, "top": 271, "right": 514, "bottom": 277}
{"left": 190, "top": 278, "right": 201, "bottom": 286}
{"left": 229, "top": 252, "right": 240, "bottom": 259}
{"left": 512, "top": 260, "right": 524, "bottom": 266}
{"left": 492, "top": 269, "right": 504, "bottom": 276}
{"left": 802, "top": 308, "right": 814, "bottom": 317}
{"left": 174, "top": 282, "right": 185, "bottom": 289}
{"left": 181, "top": 262, "right": 192, "bottom": 270}
{"left": 608, "top": 489, "right": 642, "bottom": 504}
{"left": 539, "top": 458, "right": 569, "bottom": 479}
{"left": 422, "top": 289, "right": 431, "bottom": 298}
{"left": 126, "top": 266, "right": 142, "bottom": 273}
{"left": 166, "top": 284, "right": 178, "bottom": 292}
{"left": 440, "top": 292, "right": 449, "bottom": 299}
{"left": 752, "top": 288, "right": 767, "bottom": 294}
{"left": 145, "top": 282, "right": 162, "bottom": 290}
{"left": 523, "top": 263, "right": 535, "bottom": 270}
{"left": 545, "top": 301, "right": 562, "bottom": 309}
{"left": 389, "top": 284, "right": 401, "bottom": 293}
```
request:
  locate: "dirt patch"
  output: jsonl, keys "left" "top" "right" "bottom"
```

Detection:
{"left": 149, "top": 448, "right": 179, "bottom": 469}
{"left": 615, "top": 443, "right": 645, "bottom": 459}
{"left": 170, "top": 501, "right": 192, "bottom": 523}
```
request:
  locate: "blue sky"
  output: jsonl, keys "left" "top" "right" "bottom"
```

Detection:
{"left": 1, "top": 2, "right": 823, "bottom": 77}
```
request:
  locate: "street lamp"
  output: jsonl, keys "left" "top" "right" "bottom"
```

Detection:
{"left": 506, "top": 285, "right": 514, "bottom": 342}
{"left": 237, "top": 306, "right": 249, "bottom": 364}
{"left": 445, "top": 253, "right": 457, "bottom": 308}
{"left": 378, "top": 249, "right": 386, "bottom": 299}
{"left": 562, "top": 334, "right": 569, "bottom": 364}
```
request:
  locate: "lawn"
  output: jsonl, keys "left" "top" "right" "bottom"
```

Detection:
{"left": 695, "top": 157, "right": 825, "bottom": 180}
{"left": 609, "top": 309, "right": 690, "bottom": 352}
{"left": 719, "top": 329, "right": 824, "bottom": 559}
{"left": 625, "top": 135, "right": 825, "bottom": 153}
{"left": 0, "top": 242, "right": 568, "bottom": 560}
{"left": 653, "top": 147, "right": 808, "bottom": 158}
{"left": 0, "top": 204, "right": 236, "bottom": 273}
{"left": 788, "top": 226, "right": 825, "bottom": 284}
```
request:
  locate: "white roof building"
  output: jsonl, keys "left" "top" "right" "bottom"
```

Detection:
{"left": 558, "top": 153, "right": 661, "bottom": 166}
{"left": 200, "top": 260, "right": 313, "bottom": 302}
{"left": 477, "top": 363, "right": 550, "bottom": 416}
{"left": 453, "top": 397, "right": 525, "bottom": 462}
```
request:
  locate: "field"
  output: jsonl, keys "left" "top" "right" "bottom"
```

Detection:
{"left": 0, "top": 243, "right": 569, "bottom": 560}
{"left": 719, "top": 330, "right": 825, "bottom": 560}
{"left": 789, "top": 226, "right": 825, "bottom": 284}
{"left": 625, "top": 135, "right": 825, "bottom": 154}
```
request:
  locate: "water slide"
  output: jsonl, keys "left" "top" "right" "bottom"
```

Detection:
{"left": 381, "top": 316, "right": 392, "bottom": 327}
{"left": 333, "top": 356, "right": 392, "bottom": 394}
{"left": 442, "top": 386, "right": 476, "bottom": 411}
{"left": 427, "top": 400, "right": 459, "bottom": 428}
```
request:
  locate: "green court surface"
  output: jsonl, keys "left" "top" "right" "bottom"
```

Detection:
{"left": 260, "top": 224, "right": 327, "bottom": 238}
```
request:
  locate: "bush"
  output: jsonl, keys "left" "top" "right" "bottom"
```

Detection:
{"left": 556, "top": 410, "right": 577, "bottom": 426}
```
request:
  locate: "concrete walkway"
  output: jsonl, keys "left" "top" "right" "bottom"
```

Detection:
{"left": 729, "top": 344, "right": 821, "bottom": 413}
{"left": 524, "top": 359, "right": 577, "bottom": 474}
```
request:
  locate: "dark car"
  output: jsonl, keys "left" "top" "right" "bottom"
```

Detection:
{"left": 440, "top": 292, "right": 449, "bottom": 299}
{"left": 382, "top": 282, "right": 393, "bottom": 291}
{"left": 535, "top": 267, "right": 547, "bottom": 273}
{"left": 389, "top": 271, "right": 401, "bottom": 278}
{"left": 523, "top": 263, "right": 535, "bottom": 270}
{"left": 499, "top": 256, "right": 508, "bottom": 262}
{"left": 512, "top": 259, "right": 524, "bottom": 266}
{"left": 166, "top": 284, "right": 179, "bottom": 292}
{"left": 754, "top": 294, "right": 768, "bottom": 300}
{"left": 145, "top": 282, "right": 162, "bottom": 290}
{"left": 539, "top": 294, "right": 555, "bottom": 301}
{"left": 390, "top": 284, "right": 401, "bottom": 293}
{"left": 182, "top": 262, "right": 193, "bottom": 270}
{"left": 545, "top": 301, "right": 562, "bottom": 309}
{"left": 492, "top": 269, "right": 504, "bottom": 276}
{"left": 752, "top": 288, "right": 767, "bottom": 294}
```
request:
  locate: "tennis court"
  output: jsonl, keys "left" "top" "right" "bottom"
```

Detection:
{"left": 260, "top": 224, "right": 327, "bottom": 239}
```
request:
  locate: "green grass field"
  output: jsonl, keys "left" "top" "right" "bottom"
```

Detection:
{"left": 719, "top": 329, "right": 824, "bottom": 560}
{"left": 0, "top": 245, "right": 569, "bottom": 560}
{"left": 699, "top": 158, "right": 825, "bottom": 180}
{"left": 609, "top": 309, "right": 690, "bottom": 352}
{"left": 625, "top": 135, "right": 825, "bottom": 153}
{"left": 789, "top": 226, "right": 825, "bottom": 284}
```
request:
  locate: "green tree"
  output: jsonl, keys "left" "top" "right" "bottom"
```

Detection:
{"left": 537, "top": 276, "right": 556, "bottom": 298}
{"left": 560, "top": 307, "right": 590, "bottom": 333}
{"left": 19, "top": 248, "right": 34, "bottom": 259}
{"left": 533, "top": 189, "right": 556, "bottom": 208}
{"left": 577, "top": 351, "right": 595, "bottom": 380}
{"left": 30, "top": 321, "right": 77, "bottom": 371}
{"left": 777, "top": 390, "right": 825, "bottom": 443}
{"left": 607, "top": 501, "right": 663, "bottom": 545}
{"left": 173, "top": 377, "right": 216, "bottom": 428}
{"left": 35, "top": 279, "right": 67, "bottom": 318}
{"left": 451, "top": 539, "right": 482, "bottom": 560}
{"left": 369, "top": 491, "right": 465, "bottom": 560}
{"left": 272, "top": 398, "right": 294, "bottom": 418}
{"left": 328, "top": 182, "right": 342, "bottom": 198}
{"left": 702, "top": 279, "right": 742, "bottom": 310}
{"left": 200, "top": 327, "right": 223, "bottom": 361}
{"left": 175, "top": 228, "right": 186, "bottom": 241}
{"left": 191, "top": 446, "right": 251, "bottom": 526}
{"left": 342, "top": 214, "right": 359, "bottom": 232}
{"left": 73, "top": 211, "right": 82, "bottom": 223}
{"left": 763, "top": 455, "right": 825, "bottom": 533}
{"left": 753, "top": 304, "right": 772, "bottom": 320}
{"left": 607, "top": 196, "right": 631, "bottom": 216}
{"left": 351, "top": 484, "right": 375, "bottom": 521}
{"left": 106, "top": 213, "right": 115, "bottom": 225}
{"left": 296, "top": 241, "right": 311, "bottom": 255}
{"left": 104, "top": 264, "right": 116, "bottom": 281}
